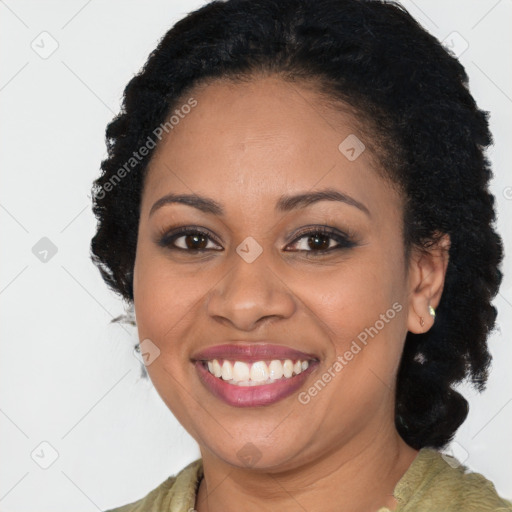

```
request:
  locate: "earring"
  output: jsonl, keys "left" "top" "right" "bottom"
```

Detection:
{"left": 429, "top": 305, "right": 436, "bottom": 318}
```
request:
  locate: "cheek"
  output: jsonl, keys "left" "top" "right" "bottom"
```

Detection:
{"left": 294, "top": 248, "right": 407, "bottom": 370}
{"left": 294, "top": 260, "right": 407, "bottom": 425}
{"left": 303, "top": 258, "right": 403, "bottom": 327}
{"left": 133, "top": 244, "right": 211, "bottom": 343}
{"left": 132, "top": 247, "right": 208, "bottom": 431}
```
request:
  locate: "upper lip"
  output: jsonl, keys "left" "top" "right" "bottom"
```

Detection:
{"left": 191, "top": 343, "right": 318, "bottom": 362}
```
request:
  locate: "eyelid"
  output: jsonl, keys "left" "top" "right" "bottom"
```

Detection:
{"left": 156, "top": 224, "right": 356, "bottom": 253}
{"left": 285, "top": 225, "right": 356, "bottom": 249}
{"left": 157, "top": 225, "right": 224, "bottom": 250}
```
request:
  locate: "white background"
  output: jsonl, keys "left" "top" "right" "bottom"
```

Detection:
{"left": 1, "top": 1, "right": 511, "bottom": 510}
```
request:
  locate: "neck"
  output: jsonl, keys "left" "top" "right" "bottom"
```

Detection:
{"left": 195, "top": 427, "right": 419, "bottom": 512}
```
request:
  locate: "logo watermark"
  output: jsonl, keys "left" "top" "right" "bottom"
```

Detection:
{"left": 298, "top": 301, "right": 403, "bottom": 404}
{"left": 95, "top": 97, "right": 198, "bottom": 199}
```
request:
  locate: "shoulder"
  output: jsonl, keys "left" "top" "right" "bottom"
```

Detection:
{"left": 395, "top": 448, "right": 512, "bottom": 511}
{"left": 103, "top": 459, "right": 203, "bottom": 512}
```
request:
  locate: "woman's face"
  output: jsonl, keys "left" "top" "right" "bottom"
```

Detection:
{"left": 133, "top": 75, "right": 420, "bottom": 470}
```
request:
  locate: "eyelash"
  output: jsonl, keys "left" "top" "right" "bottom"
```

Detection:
{"left": 288, "top": 226, "right": 357, "bottom": 254}
{"left": 158, "top": 226, "right": 222, "bottom": 252}
{"left": 157, "top": 225, "right": 357, "bottom": 255}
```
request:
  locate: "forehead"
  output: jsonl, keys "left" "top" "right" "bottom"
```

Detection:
{"left": 142, "top": 75, "right": 401, "bottom": 218}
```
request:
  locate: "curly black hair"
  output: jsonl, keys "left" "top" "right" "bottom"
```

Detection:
{"left": 91, "top": 0, "right": 503, "bottom": 450}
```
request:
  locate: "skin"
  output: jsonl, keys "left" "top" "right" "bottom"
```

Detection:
{"left": 133, "top": 75, "right": 450, "bottom": 512}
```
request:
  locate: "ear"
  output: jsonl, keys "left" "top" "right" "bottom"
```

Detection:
{"left": 407, "top": 233, "right": 450, "bottom": 334}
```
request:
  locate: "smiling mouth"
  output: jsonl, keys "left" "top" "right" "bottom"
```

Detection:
{"left": 202, "top": 358, "right": 312, "bottom": 386}
{"left": 192, "top": 343, "right": 319, "bottom": 407}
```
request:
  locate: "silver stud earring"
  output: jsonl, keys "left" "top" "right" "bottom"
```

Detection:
{"left": 429, "top": 305, "right": 436, "bottom": 318}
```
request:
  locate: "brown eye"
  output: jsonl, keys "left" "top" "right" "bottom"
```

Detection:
{"left": 183, "top": 233, "right": 208, "bottom": 250}
{"left": 285, "top": 227, "right": 357, "bottom": 254}
{"left": 158, "top": 227, "right": 223, "bottom": 252}
{"left": 306, "top": 233, "right": 331, "bottom": 251}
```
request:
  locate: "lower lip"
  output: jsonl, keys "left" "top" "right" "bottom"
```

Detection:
{"left": 195, "top": 361, "right": 317, "bottom": 407}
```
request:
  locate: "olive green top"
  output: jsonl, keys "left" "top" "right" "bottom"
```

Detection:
{"left": 105, "top": 448, "right": 511, "bottom": 511}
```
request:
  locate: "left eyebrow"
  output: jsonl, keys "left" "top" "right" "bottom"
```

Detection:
{"left": 276, "top": 188, "right": 371, "bottom": 217}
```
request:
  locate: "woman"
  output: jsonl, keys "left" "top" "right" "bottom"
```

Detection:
{"left": 91, "top": 0, "right": 510, "bottom": 510}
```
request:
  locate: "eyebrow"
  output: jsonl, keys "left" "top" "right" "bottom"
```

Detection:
{"left": 276, "top": 188, "right": 370, "bottom": 217}
{"left": 149, "top": 188, "right": 370, "bottom": 217}
{"left": 149, "top": 193, "right": 223, "bottom": 217}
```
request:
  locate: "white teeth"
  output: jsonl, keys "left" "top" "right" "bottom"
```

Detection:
{"left": 250, "top": 361, "right": 269, "bottom": 382}
{"left": 232, "top": 361, "right": 250, "bottom": 381}
{"left": 212, "top": 359, "right": 222, "bottom": 378}
{"left": 269, "top": 360, "right": 284, "bottom": 380}
{"left": 206, "top": 358, "right": 311, "bottom": 384}
{"left": 283, "top": 359, "right": 293, "bottom": 378}
{"left": 221, "top": 360, "right": 233, "bottom": 380}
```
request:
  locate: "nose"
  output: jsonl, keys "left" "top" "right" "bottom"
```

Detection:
{"left": 206, "top": 252, "right": 297, "bottom": 332}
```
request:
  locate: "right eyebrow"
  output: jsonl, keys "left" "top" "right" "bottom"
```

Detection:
{"left": 149, "top": 193, "right": 224, "bottom": 217}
